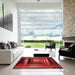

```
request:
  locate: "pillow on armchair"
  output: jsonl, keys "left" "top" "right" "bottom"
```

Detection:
{"left": 68, "top": 44, "right": 75, "bottom": 48}
{"left": 68, "top": 44, "right": 75, "bottom": 53}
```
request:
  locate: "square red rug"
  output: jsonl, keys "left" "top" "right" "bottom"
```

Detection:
{"left": 14, "top": 57, "right": 62, "bottom": 69}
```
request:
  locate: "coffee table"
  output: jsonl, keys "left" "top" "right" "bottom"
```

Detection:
{"left": 34, "top": 49, "right": 49, "bottom": 57}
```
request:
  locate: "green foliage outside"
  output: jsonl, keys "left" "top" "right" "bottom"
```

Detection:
{"left": 21, "top": 40, "right": 63, "bottom": 48}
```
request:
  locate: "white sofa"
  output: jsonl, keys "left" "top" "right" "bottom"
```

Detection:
{"left": 0, "top": 46, "right": 24, "bottom": 64}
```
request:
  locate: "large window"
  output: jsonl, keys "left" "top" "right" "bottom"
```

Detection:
{"left": 19, "top": 10, "right": 63, "bottom": 48}
{"left": 19, "top": 10, "right": 63, "bottom": 41}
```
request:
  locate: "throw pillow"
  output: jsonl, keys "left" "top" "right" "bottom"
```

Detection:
{"left": 10, "top": 42, "right": 18, "bottom": 48}
{"left": 0, "top": 42, "right": 8, "bottom": 49}
{"left": 8, "top": 41, "right": 11, "bottom": 48}
{"left": 0, "top": 42, "right": 2, "bottom": 49}
{"left": 7, "top": 43, "right": 11, "bottom": 49}
{"left": 68, "top": 44, "right": 75, "bottom": 53}
{"left": 69, "top": 44, "right": 74, "bottom": 48}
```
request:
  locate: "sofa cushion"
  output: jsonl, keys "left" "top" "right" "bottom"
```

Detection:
{"left": 13, "top": 49, "right": 19, "bottom": 60}
{"left": 13, "top": 48, "right": 22, "bottom": 60}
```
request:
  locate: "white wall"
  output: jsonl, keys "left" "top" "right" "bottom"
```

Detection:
{"left": 0, "top": 0, "right": 18, "bottom": 42}
{"left": 0, "top": 27, "right": 17, "bottom": 42}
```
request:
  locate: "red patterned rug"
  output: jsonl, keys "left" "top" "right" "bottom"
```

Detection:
{"left": 14, "top": 57, "right": 62, "bottom": 69}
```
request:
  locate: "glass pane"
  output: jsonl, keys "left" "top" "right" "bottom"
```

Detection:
{"left": 20, "top": 10, "right": 63, "bottom": 40}
{"left": 20, "top": 10, "right": 63, "bottom": 48}
{"left": 21, "top": 29, "right": 62, "bottom": 39}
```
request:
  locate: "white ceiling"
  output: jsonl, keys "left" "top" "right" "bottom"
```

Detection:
{"left": 16, "top": 0, "right": 61, "bottom": 3}
{"left": 17, "top": 3, "right": 62, "bottom": 9}
{"left": 4, "top": 0, "right": 62, "bottom": 10}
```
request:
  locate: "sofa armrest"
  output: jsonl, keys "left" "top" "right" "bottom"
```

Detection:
{"left": 0, "top": 50, "right": 13, "bottom": 64}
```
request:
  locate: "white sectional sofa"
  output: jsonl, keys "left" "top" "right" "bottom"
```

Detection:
{"left": 0, "top": 46, "right": 24, "bottom": 64}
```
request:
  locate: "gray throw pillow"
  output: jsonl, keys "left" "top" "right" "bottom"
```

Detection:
{"left": 10, "top": 42, "right": 18, "bottom": 48}
{"left": 0, "top": 42, "right": 8, "bottom": 49}
{"left": 7, "top": 43, "right": 11, "bottom": 49}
